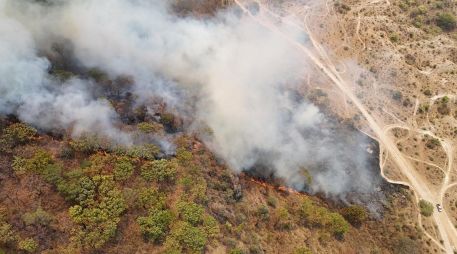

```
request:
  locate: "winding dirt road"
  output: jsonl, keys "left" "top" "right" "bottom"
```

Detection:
{"left": 232, "top": 0, "right": 457, "bottom": 252}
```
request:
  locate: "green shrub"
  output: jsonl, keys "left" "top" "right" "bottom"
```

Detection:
{"left": 27, "top": 150, "right": 53, "bottom": 173}
{"left": 299, "top": 198, "right": 349, "bottom": 237}
{"left": 328, "top": 213, "right": 349, "bottom": 236}
{"left": 137, "top": 208, "right": 173, "bottom": 242}
{"left": 126, "top": 144, "right": 160, "bottom": 160}
{"left": 202, "top": 215, "right": 220, "bottom": 238}
{"left": 12, "top": 157, "right": 27, "bottom": 175}
{"left": 176, "top": 148, "right": 192, "bottom": 166}
{"left": 59, "top": 145, "right": 75, "bottom": 159}
{"left": 423, "top": 89, "right": 432, "bottom": 96}
{"left": 425, "top": 137, "right": 440, "bottom": 149}
{"left": 341, "top": 205, "right": 368, "bottom": 226}
{"left": 293, "top": 246, "right": 312, "bottom": 254}
{"left": 12, "top": 150, "right": 58, "bottom": 178}
{"left": 140, "top": 159, "right": 177, "bottom": 183}
{"left": 18, "top": 238, "right": 38, "bottom": 253}
{"left": 177, "top": 202, "right": 204, "bottom": 226}
{"left": 188, "top": 177, "right": 208, "bottom": 204}
{"left": 257, "top": 206, "right": 270, "bottom": 221}
{"left": 229, "top": 248, "right": 245, "bottom": 254}
{"left": 137, "top": 122, "right": 163, "bottom": 133}
{"left": 68, "top": 175, "right": 126, "bottom": 249}
{"left": 267, "top": 196, "right": 277, "bottom": 208}
{"left": 163, "top": 236, "right": 182, "bottom": 254}
{"left": 418, "top": 104, "right": 429, "bottom": 113}
{"left": 160, "top": 113, "right": 175, "bottom": 126}
{"left": 436, "top": 12, "right": 457, "bottom": 31}
{"left": 0, "top": 223, "right": 17, "bottom": 245}
{"left": 41, "top": 163, "right": 63, "bottom": 185}
{"left": 0, "top": 123, "right": 36, "bottom": 151}
{"left": 113, "top": 156, "right": 134, "bottom": 181}
{"left": 69, "top": 136, "right": 104, "bottom": 154}
{"left": 395, "top": 237, "right": 419, "bottom": 254}
{"left": 389, "top": 33, "right": 400, "bottom": 43}
{"left": 56, "top": 169, "right": 86, "bottom": 202}
{"left": 138, "top": 187, "right": 165, "bottom": 209}
{"left": 273, "top": 207, "right": 293, "bottom": 230}
{"left": 171, "top": 221, "right": 207, "bottom": 253}
{"left": 419, "top": 200, "right": 434, "bottom": 217}
{"left": 22, "top": 207, "right": 53, "bottom": 226}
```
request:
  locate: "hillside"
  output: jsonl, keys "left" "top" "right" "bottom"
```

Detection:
{"left": 1, "top": 0, "right": 457, "bottom": 253}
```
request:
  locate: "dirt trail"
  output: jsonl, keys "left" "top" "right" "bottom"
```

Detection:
{"left": 232, "top": 0, "right": 457, "bottom": 252}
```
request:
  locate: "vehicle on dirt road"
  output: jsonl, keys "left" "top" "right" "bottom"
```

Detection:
{"left": 436, "top": 204, "right": 443, "bottom": 212}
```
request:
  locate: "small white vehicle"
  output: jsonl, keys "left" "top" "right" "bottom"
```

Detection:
{"left": 436, "top": 204, "right": 443, "bottom": 212}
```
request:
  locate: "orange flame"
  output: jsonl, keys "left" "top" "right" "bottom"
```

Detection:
{"left": 247, "top": 176, "right": 306, "bottom": 196}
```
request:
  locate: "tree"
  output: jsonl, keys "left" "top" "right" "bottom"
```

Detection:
{"left": 12, "top": 150, "right": 53, "bottom": 174}
{"left": 22, "top": 207, "right": 53, "bottom": 226}
{"left": 141, "top": 159, "right": 177, "bottom": 183}
{"left": 341, "top": 205, "right": 367, "bottom": 226}
{"left": 0, "top": 123, "right": 36, "bottom": 151}
{"left": 69, "top": 135, "right": 107, "bottom": 154}
{"left": 177, "top": 202, "right": 205, "bottom": 226}
{"left": 126, "top": 144, "right": 160, "bottom": 160}
{"left": 137, "top": 208, "right": 173, "bottom": 242}
{"left": 328, "top": 213, "right": 349, "bottom": 237}
{"left": 0, "top": 223, "right": 17, "bottom": 245}
{"left": 138, "top": 187, "right": 165, "bottom": 210}
{"left": 419, "top": 200, "right": 433, "bottom": 217}
{"left": 113, "top": 156, "right": 134, "bottom": 181}
{"left": 68, "top": 175, "right": 126, "bottom": 249}
{"left": 299, "top": 198, "right": 350, "bottom": 237}
{"left": 171, "top": 221, "right": 207, "bottom": 253}
{"left": 202, "top": 215, "right": 220, "bottom": 238}
{"left": 176, "top": 148, "right": 193, "bottom": 166}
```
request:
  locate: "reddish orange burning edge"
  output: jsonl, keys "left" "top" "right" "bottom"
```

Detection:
{"left": 245, "top": 175, "right": 306, "bottom": 196}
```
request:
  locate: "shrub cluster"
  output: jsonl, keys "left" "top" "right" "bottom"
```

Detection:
{"left": 299, "top": 199, "right": 350, "bottom": 237}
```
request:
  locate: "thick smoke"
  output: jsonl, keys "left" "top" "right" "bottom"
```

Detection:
{"left": 0, "top": 0, "right": 132, "bottom": 144}
{"left": 0, "top": 0, "right": 379, "bottom": 195}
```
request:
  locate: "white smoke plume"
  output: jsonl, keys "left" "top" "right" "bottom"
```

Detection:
{"left": 0, "top": 0, "right": 380, "bottom": 195}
